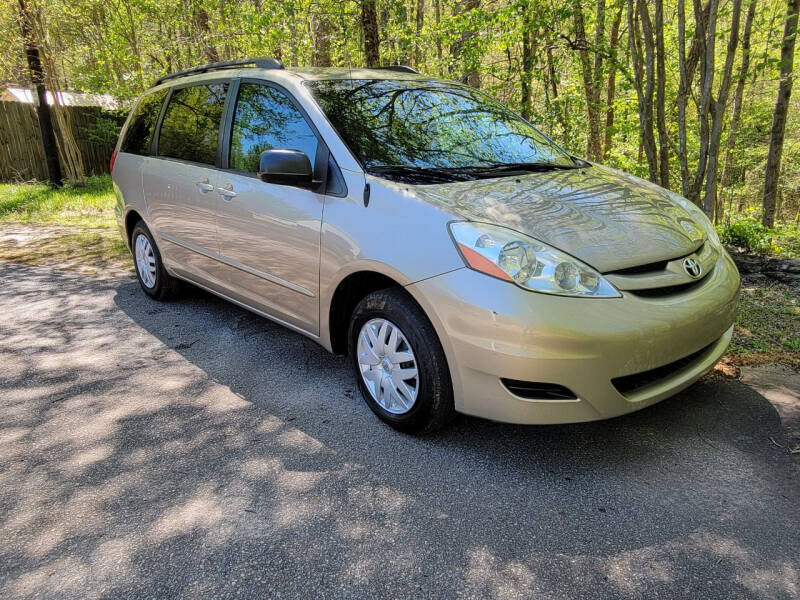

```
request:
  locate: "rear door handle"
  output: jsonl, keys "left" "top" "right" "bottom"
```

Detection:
{"left": 218, "top": 183, "right": 237, "bottom": 200}
{"left": 196, "top": 178, "right": 214, "bottom": 192}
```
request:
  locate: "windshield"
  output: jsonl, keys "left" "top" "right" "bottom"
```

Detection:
{"left": 308, "top": 79, "right": 576, "bottom": 181}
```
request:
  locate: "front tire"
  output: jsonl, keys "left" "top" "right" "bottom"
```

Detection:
{"left": 131, "top": 221, "right": 179, "bottom": 301}
{"left": 349, "top": 288, "right": 455, "bottom": 433}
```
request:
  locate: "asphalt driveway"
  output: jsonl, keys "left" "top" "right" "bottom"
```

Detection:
{"left": 0, "top": 262, "right": 797, "bottom": 599}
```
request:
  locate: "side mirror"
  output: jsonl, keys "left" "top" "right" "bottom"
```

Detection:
{"left": 257, "top": 149, "right": 313, "bottom": 186}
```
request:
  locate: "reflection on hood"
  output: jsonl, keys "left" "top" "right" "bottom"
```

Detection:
{"left": 410, "top": 164, "right": 704, "bottom": 273}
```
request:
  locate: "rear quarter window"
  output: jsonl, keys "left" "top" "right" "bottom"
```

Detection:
{"left": 120, "top": 89, "right": 167, "bottom": 155}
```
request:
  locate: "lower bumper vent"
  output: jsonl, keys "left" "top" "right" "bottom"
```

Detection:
{"left": 501, "top": 379, "right": 577, "bottom": 400}
{"left": 611, "top": 341, "right": 716, "bottom": 396}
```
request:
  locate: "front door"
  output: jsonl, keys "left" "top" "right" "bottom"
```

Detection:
{"left": 215, "top": 81, "right": 324, "bottom": 335}
{"left": 143, "top": 81, "right": 229, "bottom": 290}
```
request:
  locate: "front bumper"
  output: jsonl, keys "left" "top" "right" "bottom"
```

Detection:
{"left": 407, "top": 249, "right": 740, "bottom": 424}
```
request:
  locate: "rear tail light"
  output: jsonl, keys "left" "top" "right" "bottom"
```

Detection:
{"left": 109, "top": 150, "right": 118, "bottom": 172}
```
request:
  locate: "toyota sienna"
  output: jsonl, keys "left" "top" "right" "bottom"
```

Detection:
{"left": 112, "top": 58, "right": 740, "bottom": 433}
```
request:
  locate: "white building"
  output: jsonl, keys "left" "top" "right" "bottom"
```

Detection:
{"left": 0, "top": 86, "right": 118, "bottom": 110}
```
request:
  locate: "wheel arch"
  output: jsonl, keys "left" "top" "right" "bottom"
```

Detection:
{"left": 326, "top": 269, "right": 405, "bottom": 355}
{"left": 124, "top": 209, "right": 144, "bottom": 248}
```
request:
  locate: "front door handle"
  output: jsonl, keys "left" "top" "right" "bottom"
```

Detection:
{"left": 196, "top": 178, "right": 214, "bottom": 192}
{"left": 218, "top": 183, "right": 237, "bottom": 200}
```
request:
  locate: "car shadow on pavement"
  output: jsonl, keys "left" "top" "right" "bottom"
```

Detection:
{"left": 1, "top": 264, "right": 798, "bottom": 600}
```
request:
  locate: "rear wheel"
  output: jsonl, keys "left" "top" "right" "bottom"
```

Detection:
{"left": 131, "top": 221, "right": 179, "bottom": 301}
{"left": 349, "top": 288, "right": 455, "bottom": 433}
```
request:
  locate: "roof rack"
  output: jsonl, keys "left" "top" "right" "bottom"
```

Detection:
{"left": 154, "top": 57, "right": 284, "bottom": 86}
{"left": 369, "top": 65, "right": 420, "bottom": 74}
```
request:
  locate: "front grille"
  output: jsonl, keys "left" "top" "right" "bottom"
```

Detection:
{"left": 501, "top": 379, "right": 577, "bottom": 400}
{"left": 628, "top": 279, "right": 705, "bottom": 298}
{"left": 611, "top": 341, "right": 716, "bottom": 396}
{"left": 609, "top": 243, "right": 705, "bottom": 277}
{"left": 610, "top": 258, "right": 670, "bottom": 276}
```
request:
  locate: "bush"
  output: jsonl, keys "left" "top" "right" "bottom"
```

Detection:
{"left": 717, "top": 214, "right": 799, "bottom": 258}
{"left": 80, "top": 110, "right": 125, "bottom": 146}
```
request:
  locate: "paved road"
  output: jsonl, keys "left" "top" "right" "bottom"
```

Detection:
{"left": 0, "top": 262, "right": 797, "bottom": 599}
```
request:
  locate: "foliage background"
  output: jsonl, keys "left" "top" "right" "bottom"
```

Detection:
{"left": 0, "top": 0, "right": 798, "bottom": 226}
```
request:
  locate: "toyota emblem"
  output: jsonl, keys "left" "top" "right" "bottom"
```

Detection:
{"left": 683, "top": 257, "right": 702, "bottom": 278}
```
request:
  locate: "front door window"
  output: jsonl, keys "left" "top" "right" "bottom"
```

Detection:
{"left": 229, "top": 83, "right": 318, "bottom": 173}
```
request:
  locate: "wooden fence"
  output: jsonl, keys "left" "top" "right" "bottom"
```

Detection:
{"left": 0, "top": 101, "right": 122, "bottom": 182}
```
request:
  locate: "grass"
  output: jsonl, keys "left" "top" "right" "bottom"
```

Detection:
{"left": 0, "top": 175, "right": 128, "bottom": 272}
{"left": 0, "top": 175, "right": 117, "bottom": 229}
{"left": 725, "top": 281, "right": 800, "bottom": 370}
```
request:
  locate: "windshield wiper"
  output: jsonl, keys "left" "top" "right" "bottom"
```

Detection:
{"left": 367, "top": 165, "right": 477, "bottom": 183}
{"left": 468, "top": 162, "right": 583, "bottom": 174}
{"left": 367, "top": 161, "right": 585, "bottom": 184}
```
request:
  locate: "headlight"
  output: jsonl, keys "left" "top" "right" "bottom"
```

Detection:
{"left": 665, "top": 191, "right": 721, "bottom": 246}
{"left": 449, "top": 222, "right": 620, "bottom": 298}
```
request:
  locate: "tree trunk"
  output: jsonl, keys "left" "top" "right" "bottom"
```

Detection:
{"left": 603, "top": 4, "right": 623, "bottom": 161}
{"left": 763, "top": 0, "right": 800, "bottom": 227}
{"left": 689, "top": 0, "right": 719, "bottom": 207}
{"left": 546, "top": 46, "right": 559, "bottom": 102}
{"left": 591, "top": 0, "right": 605, "bottom": 158}
{"left": 676, "top": 0, "right": 706, "bottom": 199}
{"left": 193, "top": 6, "right": 219, "bottom": 63}
{"left": 122, "top": 0, "right": 144, "bottom": 85}
{"left": 414, "top": 0, "right": 425, "bottom": 67}
{"left": 312, "top": 6, "right": 333, "bottom": 67}
{"left": 545, "top": 44, "right": 568, "bottom": 141}
{"left": 677, "top": 0, "right": 689, "bottom": 197}
{"left": 434, "top": 0, "right": 443, "bottom": 74}
{"left": 42, "top": 59, "right": 86, "bottom": 184}
{"left": 720, "top": 0, "right": 757, "bottom": 221}
{"left": 395, "top": 1, "right": 411, "bottom": 64}
{"left": 704, "top": 0, "right": 743, "bottom": 218}
{"left": 361, "top": 0, "right": 380, "bottom": 66}
{"left": 629, "top": 0, "right": 658, "bottom": 181}
{"left": 451, "top": 0, "right": 481, "bottom": 87}
{"left": 520, "top": 2, "right": 534, "bottom": 120}
{"left": 638, "top": 0, "right": 659, "bottom": 182}
{"left": 654, "top": 0, "right": 669, "bottom": 188}
{"left": 574, "top": 1, "right": 603, "bottom": 161}
{"left": 18, "top": 0, "right": 61, "bottom": 185}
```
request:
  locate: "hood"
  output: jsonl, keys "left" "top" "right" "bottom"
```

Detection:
{"left": 410, "top": 164, "right": 705, "bottom": 273}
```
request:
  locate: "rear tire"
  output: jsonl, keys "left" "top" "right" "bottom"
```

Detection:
{"left": 349, "top": 288, "right": 455, "bottom": 433}
{"left": 131, "top": 221, "right": 180, "bottom": 301}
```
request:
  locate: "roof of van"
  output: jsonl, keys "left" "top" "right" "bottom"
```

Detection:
{"left": 152, "top": 58, "right": 426, "bottom": 88}
{"left": 287, "top": 67, "right": 426, "bottom": 81}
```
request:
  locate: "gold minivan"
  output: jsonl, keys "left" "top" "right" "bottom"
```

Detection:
{"left": 112, "top": 58, "right": 740, "bottom": 433}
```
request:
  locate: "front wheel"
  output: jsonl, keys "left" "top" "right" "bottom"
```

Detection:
{"left": 349, "top": 288, "right": 455, "bottom": 433}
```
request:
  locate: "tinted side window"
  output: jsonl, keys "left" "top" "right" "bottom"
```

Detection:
{"left": 230, "top": 83, "right": 318, "bottom": 173}
{"left": 158, "top": 82, "right": 228, "bottom": 165}
{"left": 120, "top": 89, "right": 167, "bottom": 155}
